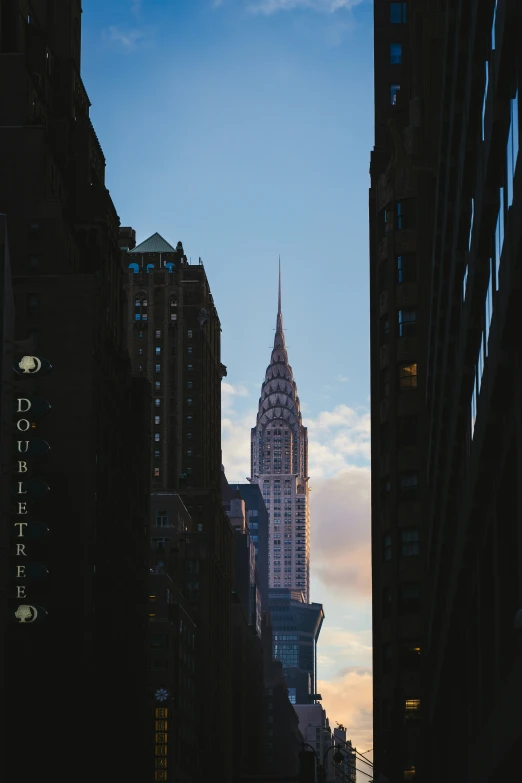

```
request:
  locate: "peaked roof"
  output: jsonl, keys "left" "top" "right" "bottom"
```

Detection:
{"left": 255, "top": 262, "right": 303, "bottom": 433}
{"left": 129, "top": 232, "right": 176, "bottom": 254}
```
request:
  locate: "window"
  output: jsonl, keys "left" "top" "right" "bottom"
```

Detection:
{"left": 390, "top": 43, "right": 402, "bottom": 64}
{"left": 139, "top": 364, "right": 143, "bottom": 373}
{"left": 139, "top": 347, "right": 143, "bottom": 355}
{"left": 399, "top": 362, "right": 417, "bottom": 389}
{"left": 170, "top": 299, "right": 177, "bottom": 321}
{"left": 397, "top": 253, "right": 416, "bottom": 283}
{"left": 391, "top": 84, "right": 401, "bottom": 106}
{"left": 384, "top": 534, "right": 392, "bottom": 562}
{"left": 187, "top": 346, "right": 193, "bottom": 355}
{"left": 135, "top": 296, "right": 148, "bottom": 321}
{"left": 187, "top": 329, "right": 193, "bottom": 338}
{"left": 155, "top": 416, "right": 160, "bottom": 424}
{"left": 187, "top": 364, "right": 193, "bottom": 371}
{"left": 405, "top": 699, "right": 420, "bottom": 718}
{"left": 155, "top": 364, "right": 161, "bottom": 373}
{"left": 154, "top": 449, "right": 160, "bottom": 458}
{"left": 400, "top": 583, "right": 421, "bottom": 611}
{"left": 187, "top": 450, "right": 192, "bottom": 457}
{"left": 156, "top": 329, "right": 161, "bottom": 338}
{"left": 494, "top": 187, "right": 505, "bottom": 289}
{"left": 155, "top": 381, "right": 161, "bottom": 390}
{"left": 187, "top": 381, "right": 193, "bottom": 389}
{"left": 187, "top": 398, "right": 193, "bottom": 406}
{"left": 390, "top": 2, "right": 407, "bottom": 23}
{"left": 397, "top": 416, "right": 417, "bottom": 448}
{"left": 155, "top": 347, "right": 161, "bottom": 355}
{"left": 155, "top": 398, "right": 161, "bottom": 407}
{"left": 156, "top": 509, "right": 168, "bottom": 526}
{"left": 507, "top": 89, "right": 519, "bottom": 208}
{"left": 154, "top": 468, "right": 160, "bottom": 477}
{"left": 380, "top": 316, "right": 390, "bottom": 339}
{"left": 400, "top": 472, "right": 419, "bottom": 493}
{"left": 482, "top": 61, "right": 489, "bottom": 141}
{"left": 396, "top": 199, "right": 415, "bottom": 230}
{"left": 398, "top": 308, "right": 417, "bottom": 337}
{"left": 400, "top": 528, "right": 419, "bottom": 557}
{"left": 155, "top": 433, "right": 160, "bottom": 442}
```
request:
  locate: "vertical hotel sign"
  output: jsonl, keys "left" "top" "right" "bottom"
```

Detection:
{"left": 12, "top": 354, "right": 52, "bottom": 623}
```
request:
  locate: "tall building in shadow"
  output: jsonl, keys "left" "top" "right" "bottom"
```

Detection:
{"left": 0, "top": 2, "right": 150, "bottom": 777}
{"left": 370, "top": 2, "right": 522, "bottom": 783}
{"left": 424, "top": 2, "right": 522, "bottom": 782}
{"left": 122, "top": 232, "right": 235, "bottom": 781}
{"left": 369, "top": 1, "right": 444, "bottom": 781}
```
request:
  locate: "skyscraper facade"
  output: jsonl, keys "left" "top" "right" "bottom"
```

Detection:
{"left": 251, "top": 270, "right": 310, "bottom": 600}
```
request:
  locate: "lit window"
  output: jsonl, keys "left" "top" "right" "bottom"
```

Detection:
{"left": 155, "top": 346, "right": 161, "bottom": 355}
{"left": 400, "top": 528, "right": 419, "bottom": 557}
{"left": 155, "top": 416, "right": 160, "bottom": 424}
{"left": 155, "top": 433, "right": 160, "bottom": 442}
{"left": 155, "top": 398, "right": 161, "bottom": 407}
{"left": 390, "top": 2, "right": 407, "bottom": 23}
{"left": 154, "top": 468, "right": 160, "bottom": 477}
{"left": 155, "top": 364, "right": 161, "bottom": 373}
{"left": 390, "top": 42, "right": 402, "bottom": 64}
{"left": 390, "top": 83, "right": 401, "bottom": 105}
{"left": 399, "top": 362, "right": 417, "bottom": 389}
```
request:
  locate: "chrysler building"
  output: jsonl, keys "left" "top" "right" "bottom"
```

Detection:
{"left": 251, "top": 267, "right": 310, "bottom": 601}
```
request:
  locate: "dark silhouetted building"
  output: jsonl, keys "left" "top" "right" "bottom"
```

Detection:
{"left": 424, "top": 2, "right": 522, "bottom": 783}
{"left": 369, "top": 1, "right": 444, "bottom": 781}
{"left": 269, "top": 588, "right": 324, "bottom": 705}
{"left": 229, "top": 480, "right": 270, "bottom": 614}
{"left": 370, "top": 3, "right": 522, "bottom": 783}
{"left": 0, "top": 2, "right": 151, "bottom": 777}
{"left": 122, "top": 233, "right": 235, "bottom": 780}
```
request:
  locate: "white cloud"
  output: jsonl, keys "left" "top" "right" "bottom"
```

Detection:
{"left": 310, "top": 466, "right": 371, "bottom": 597}
{"left": 102, "top": 26, "right": 146, "bottom": 50}
{"left": 308, "top": 404, "right": 371, "bottom": 478}
{"left": 247, "top": 0, "right": 367, "bottom": 15}
{"left": 318, "top": 669, "right": 373, "bottom": 753}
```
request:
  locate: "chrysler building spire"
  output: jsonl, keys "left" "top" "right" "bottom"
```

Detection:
{"left": 251, "top": 264, "right": 310, "bottom": 601}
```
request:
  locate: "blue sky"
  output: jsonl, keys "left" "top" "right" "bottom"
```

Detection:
{"left": 82, "top": 0, "right": 374, "bottom": 760}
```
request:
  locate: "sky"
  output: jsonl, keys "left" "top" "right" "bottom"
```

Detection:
{"left": 82, "top": 0, "right": 375, "bottom": 769}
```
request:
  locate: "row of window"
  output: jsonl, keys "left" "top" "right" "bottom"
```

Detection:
{"left": 379, "top": 199, "right": 416, "bottom": 238}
